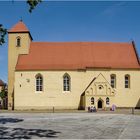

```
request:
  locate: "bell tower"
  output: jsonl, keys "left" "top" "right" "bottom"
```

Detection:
{"left": 8, "top": 21, "right": 33, "bottom": 110}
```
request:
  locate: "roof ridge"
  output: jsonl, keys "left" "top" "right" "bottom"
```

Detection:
{"left": 31, "top": 41, "right": 131, "bottom": 44}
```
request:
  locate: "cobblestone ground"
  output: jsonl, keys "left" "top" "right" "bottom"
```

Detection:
{"left": 0, "top": 112, "right": 140, "bottom": 139}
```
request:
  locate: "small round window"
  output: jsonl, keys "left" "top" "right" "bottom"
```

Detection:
{"left": 98, "top": 85, "right": 103, "bottom": 90}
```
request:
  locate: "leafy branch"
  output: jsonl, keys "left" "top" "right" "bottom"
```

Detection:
{"left": 0, "top": 89, "right": 7, "bottom": 99}
{"left": 27, "top": 0, "right": 42, "bottom": 13}
{"left": 0, "top": 24, "right": 7, "bottom": 45}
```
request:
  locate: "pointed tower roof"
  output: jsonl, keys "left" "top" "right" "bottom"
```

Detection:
{"left": 9, "top": 21, "right": 29, "bottom": 32}
{"left": 8, "top": 21, "right": 33, "bottom": 40}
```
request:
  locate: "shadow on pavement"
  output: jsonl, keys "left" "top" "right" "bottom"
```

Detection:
{"left": 0, "top": 127, "right": 61, "bottom": 139}
{"left": 0, "top": 118, "right": 23, "bottom": 124}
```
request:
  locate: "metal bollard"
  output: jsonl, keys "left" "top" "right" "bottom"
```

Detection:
{"left": 53, "top": 106, "right": 55, "bottom": 113}
{"left": 132, "top": 107, "right": 134, "bottom": 115}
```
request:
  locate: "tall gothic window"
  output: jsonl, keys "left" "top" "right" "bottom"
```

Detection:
{"left": 16, "top": 37, "right": 21, "bottom": 47}
{"left": 36, "top": 74, "right": 43, "bottom": 91}
{"left": 125, "top": 74, "right": 130, "bottom": 88}
{"left": 63, "top": 74, "right": 70, "bottom": 91}
{"left": 110, "top": 74, "right": 116, "bottom": 88}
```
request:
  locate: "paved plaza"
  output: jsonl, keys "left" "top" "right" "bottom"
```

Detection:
{"left": 0, "top": 112, "right": 140, "bottom": 139}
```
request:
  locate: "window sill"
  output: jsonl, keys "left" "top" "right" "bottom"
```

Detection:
{"left": 63, "top": 91, "right": 71, "bottom": 93}
{"left": 35, "top": 91, "right": 43, "bottom": 93}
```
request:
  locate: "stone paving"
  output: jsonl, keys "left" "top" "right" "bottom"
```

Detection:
{"left": 0, "top": 112, "right": 140, "bottom": 139}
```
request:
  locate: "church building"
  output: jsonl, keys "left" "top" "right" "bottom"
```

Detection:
{"left": 8, "top": 21, "right": 140, "bottom": 110}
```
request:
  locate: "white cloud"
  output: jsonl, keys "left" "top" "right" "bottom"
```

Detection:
{"left": 100, "top": 2, "right": 127, "bottom": 17}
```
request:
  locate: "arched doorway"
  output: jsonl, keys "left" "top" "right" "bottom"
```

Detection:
{"left": 98, "top": 100, "right": 103, "bottom": 109}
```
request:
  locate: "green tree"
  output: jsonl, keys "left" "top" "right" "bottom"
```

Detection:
{"left": 0, "top": 24, "right": 7, "bottom": 45}
{"left": 0, "top": 89, "right": 7, "bottom": 99}
{"left": 0, "top": 0, "right": 42, "bottom": 46}
{"left": 27, "top": 0, "right": 42, "bottom": 13}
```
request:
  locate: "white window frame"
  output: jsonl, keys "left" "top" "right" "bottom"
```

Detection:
{"left": 63, "top": 74, "right": 71, "bottom": 92}
{"left": 125, "top": 75, "right": 130, "bottom": 88}
{"left": 110, "top": 74, "right": 116, "bottom": 88}
{"left": 36, "top": 74, "right": 43, "bottom": 92}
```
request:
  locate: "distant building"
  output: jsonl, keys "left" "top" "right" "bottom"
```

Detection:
{"left": 8, "top": 21, "right": 140, "bottom": 110}
{"left": 0, "top": 79, "right": 6, "bottom": 92}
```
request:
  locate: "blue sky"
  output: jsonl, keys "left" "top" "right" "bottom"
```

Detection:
{"left": 0, "top": 1, "right": 140, "bottom": 83}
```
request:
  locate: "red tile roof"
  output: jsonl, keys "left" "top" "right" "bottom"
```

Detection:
{"left": 8, "top": 21, "right": 29, "bottom": 32}
{"left": 0, "top": 79, "right": 5, "bottom": 86}
{"left": 8, "top": 21, "right": 33, "bottom": 40}
{"left": 16, "top": 42, "right": 140, "bottom": 70}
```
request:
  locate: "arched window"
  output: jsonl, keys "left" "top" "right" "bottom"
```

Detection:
{"left": 91, "top": 97, "right": 94, "bottom": 105}
{"left": 16, "top": 37, "right": 21, "bottom": 47}
{"left": 110, "top": 74, "right": 116, "bottom": 88}
{"left": 36, "top": 74, "right": 43, "bottom": 91}
{"left": 106, "top": 97, "right": 109, "bottom": 105}
{"left": 125, "top": 74, "right": 130, "bottom": 88}
{"left": 63, "top": 74, "right": 70, "bottom": 91}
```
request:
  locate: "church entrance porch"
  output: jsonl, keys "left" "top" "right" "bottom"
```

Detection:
{"left": 80, "top": 73, "right": 116, "bottom": 110}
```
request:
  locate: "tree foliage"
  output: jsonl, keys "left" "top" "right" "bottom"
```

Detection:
{"left": 0, "top": 24, "right": 7, "bottom": 45}
{"left": 0, "top": 0, "right": 42, "bottom": 46}
{"left": 27, "top": 0, "right": 42, "bottom": 13}
{"left": 0, "top": 89, "right": 7, "bottom": 99}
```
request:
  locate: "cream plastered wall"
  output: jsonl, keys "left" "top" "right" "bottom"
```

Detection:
{"left": 8, "top": 33, "right": 31, "bottom": 109}
{"left": 14, "top": 69, "right": 140, "bottom": 110}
